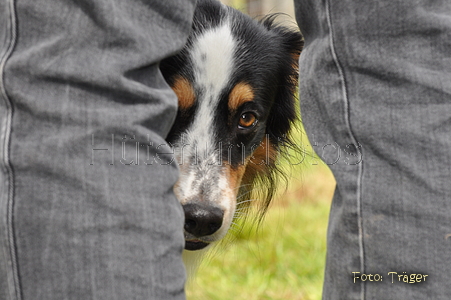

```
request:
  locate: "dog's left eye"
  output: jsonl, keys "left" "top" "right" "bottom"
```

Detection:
{"left": 238, "top": 112, "right": 258, "bottom": 129}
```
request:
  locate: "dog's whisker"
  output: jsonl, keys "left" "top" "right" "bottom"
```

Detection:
{"left": 236, "top": 186, "right": 269, "bottom": 198}
{"left": 234, "top": 206, "right": 254, "bottom": 212}
{"left": 234, "top": 204, "right": 260, "bottom": 212}
{"left": 232, "top": 212, "right": 246, "bottom": 219}
{"left": 233, "top": 183, "right": 253, "bottom": 191}
{"left": 229, "top": 221, "right": 240, "bottom": 228}
{"left": 236, "top": 190, "right": 257, "bottom": 200}
{"left": 233, "top": 211, "right": 246, "bottom": 215}
{"left": 237, "top": 199, "right": 259, "bottom": 205}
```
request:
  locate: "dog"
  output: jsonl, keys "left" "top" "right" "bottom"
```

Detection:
{"left": 160, "top": 0, "right": 303, "bottom": 275}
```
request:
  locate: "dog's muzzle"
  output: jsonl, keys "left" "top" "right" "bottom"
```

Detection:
{"left": 183, "top": 202, "right": 224, "bottom": 251}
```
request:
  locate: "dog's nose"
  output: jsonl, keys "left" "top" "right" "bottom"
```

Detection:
{"left": 183, "top": 203, "right": 224, "bottom": 237}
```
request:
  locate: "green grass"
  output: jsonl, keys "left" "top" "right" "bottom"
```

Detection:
{"left": 186, "top": 162, "right": 335, "bottom": 300}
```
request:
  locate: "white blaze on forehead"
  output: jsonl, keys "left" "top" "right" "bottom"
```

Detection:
{"left": 174, "top": 21, "right": 237, "bottom": 226}
{"left": 173, "top": 20, "right": 239, "bottom": 242}
{"left": 184, "top": 21, "right": 236, "bottom": 164}
{"left": 191, "top": 22, "right": 235, "bottom": 95}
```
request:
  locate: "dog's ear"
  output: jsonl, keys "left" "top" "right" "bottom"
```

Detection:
{"left": 261, "top": 16, "right": 304, "bottom": 146}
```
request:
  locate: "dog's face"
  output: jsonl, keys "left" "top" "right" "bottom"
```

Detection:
{"left": 161, "top": 0, "right": 303, "bottom": 251}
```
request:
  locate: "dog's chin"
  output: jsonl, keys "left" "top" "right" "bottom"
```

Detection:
{"left": 185, "top": 239, "right": 210, "bottom": 251}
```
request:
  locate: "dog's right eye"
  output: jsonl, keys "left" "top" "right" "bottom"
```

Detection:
{"left": 238, "top": 112, "right": 258, "bottom": 129}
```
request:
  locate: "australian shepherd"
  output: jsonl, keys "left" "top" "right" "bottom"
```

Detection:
{"left": 160, "top": 0, "right": 303, "bottom": 274}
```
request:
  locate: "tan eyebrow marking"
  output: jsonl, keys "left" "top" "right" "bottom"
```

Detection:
{"left": 228, "top": 82, "right": 254, "bottom": 111}
{"left": 171, "top": 76, "right": 196, "bottom": 110}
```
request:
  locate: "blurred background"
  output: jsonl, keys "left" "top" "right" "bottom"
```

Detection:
{"left": 222, "top": 0, "right": 295, "bottom": 20}
{"left": 186, "top": 1, "right": 337, "bottom": 299}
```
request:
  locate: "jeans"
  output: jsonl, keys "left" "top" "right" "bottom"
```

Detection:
{"left": 0, "top": 0, "right": 195, "bottom": 299}
{"left": 295, "top": 0, "right": 451, "bottom": 299}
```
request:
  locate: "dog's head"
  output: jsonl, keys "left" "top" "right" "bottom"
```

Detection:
{"left": 161, "top": 0, "right": 303, "bottom": 251}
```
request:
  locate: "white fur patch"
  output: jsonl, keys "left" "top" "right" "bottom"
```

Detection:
{"left": 174, "top": 20, "right": 238, "bottom": 243}
{"left": 191, "top": 22, "right": 235, "bottom": 97}
{"left": 187, "top": 21, "right": 235, "bottom": 159}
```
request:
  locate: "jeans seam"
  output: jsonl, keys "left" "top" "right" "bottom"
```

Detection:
{"left": 325, "top": 1, "right": 365, "bottom": 299}
{"left": 0, "top": 0, "right": 22, "bottom": 299}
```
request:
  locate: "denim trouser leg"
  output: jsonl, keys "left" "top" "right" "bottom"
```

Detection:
{"left": 295, "top": 0, "right": 451, "bottom": 299}
{"left": 0, "top": 1, "right": 195, "bottom": 299}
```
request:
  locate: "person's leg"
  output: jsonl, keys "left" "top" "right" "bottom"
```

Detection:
{"left": 295, "top": 0, "right": 451, "bottom": 299}
{"left": 0, "top": 0, "right": 195, "bottom": 299}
